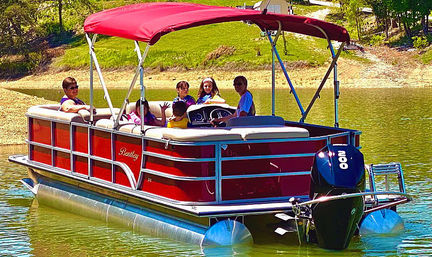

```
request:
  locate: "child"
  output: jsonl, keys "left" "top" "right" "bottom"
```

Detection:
{"left": 196, "top": 77, "right": 225, "bottom": 104}
{"left": 167, "top": 101, "right": 189, "bottom": 129}
{"left": 128, "top": 99, "right": 169, "bottom": 126}
{"left": 173, "top": 81, "right": 196, "bottom": 108}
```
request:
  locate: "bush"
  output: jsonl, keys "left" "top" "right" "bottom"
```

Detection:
{"left": 369, "top": 34, "right": 385, "bottom": 46}
{"left": 412, "top": 36, "right": 429, "bottom": 49}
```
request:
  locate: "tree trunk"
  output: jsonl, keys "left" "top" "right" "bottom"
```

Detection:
{"left": 58, "top": 0, "right": 63, "bottom": 32}
{"left": 422, "top": 15, "right": 429, "bottom": 35}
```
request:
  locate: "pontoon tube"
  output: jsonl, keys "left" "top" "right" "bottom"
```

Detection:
{"left": 21, "top": 178, "right": 252, "bottom": 246}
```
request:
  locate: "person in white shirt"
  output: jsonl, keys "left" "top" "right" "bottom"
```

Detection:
{"left": 211, "top": 75, "right": 255, "bottom": 125}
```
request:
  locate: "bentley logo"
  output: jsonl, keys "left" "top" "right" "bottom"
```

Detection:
{"left": 118, "top": 147, "right": 139, "bottom": 161}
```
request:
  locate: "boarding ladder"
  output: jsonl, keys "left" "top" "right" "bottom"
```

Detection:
{"left": 366, "top": 162, "right": 406, "bottom": 206}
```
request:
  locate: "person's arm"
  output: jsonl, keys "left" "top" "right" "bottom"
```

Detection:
{"left": 211, "top": 112, "right": 236, "bottom": 126}
{"left": 154, "top": 102, "right": 170, "bottom": 126}
{"left": 61, "top": 100, "right": 90, "bottom": 113}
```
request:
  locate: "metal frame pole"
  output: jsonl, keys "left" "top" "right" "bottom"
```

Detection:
{"left": 329, "top": 43, "right": 340, "bottom": 127}
{"left": 267, "top": 32, "right": 305, "bottom": 116}
{"left": 271, "top": 47, "right": 276, "bottom": 116}
{"left": 89, "top": 34, "right": 97, "bottom": 123}
{"left": 85, "top": 33, "right": 116, "bottom": 120}
{"left": 114, "top": 42, "right": 150, "bottom": 129}
{"left": 299, "top": 42, "right": 344, "bottom": 124}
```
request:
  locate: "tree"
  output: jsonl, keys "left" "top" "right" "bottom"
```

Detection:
{"left": 0, "top": 0, "right": 40, "bottom": 58}
{"left": 40, "top": 0, "right": 95, "bottom": 32}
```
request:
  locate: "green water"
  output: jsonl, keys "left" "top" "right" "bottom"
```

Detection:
{"left": 2, "top": 87, "right": 432, "bottom": 256}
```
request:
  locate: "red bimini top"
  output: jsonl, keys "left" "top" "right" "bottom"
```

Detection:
{"left": 84, "top": 2, "right": 350, "bottom": 45}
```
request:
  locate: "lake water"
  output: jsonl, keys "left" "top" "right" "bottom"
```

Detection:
{"left": 1, "top": 87, "right": 432, "bottom": 256}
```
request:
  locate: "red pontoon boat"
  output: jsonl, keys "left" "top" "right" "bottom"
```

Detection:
{"left": 9, "top": 2, "right": 411, "bottom": 250}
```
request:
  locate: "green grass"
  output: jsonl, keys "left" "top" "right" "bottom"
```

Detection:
{"left": 54, "top": 21, "right": 332, "bottom": 70}
{"left": 53, "top": 1, "right": 357, "bottom": 71}
{"left": 420, "top": 48, "right": 432, "bottom": 64}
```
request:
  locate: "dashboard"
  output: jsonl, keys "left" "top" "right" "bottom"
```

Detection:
{"left": 187, "top": 104, "right": 236, "bottom": 127}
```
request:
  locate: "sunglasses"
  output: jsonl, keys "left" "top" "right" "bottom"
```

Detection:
{"left": 233, "top": 83, "right": 243, "bottom": 86}
{"left": 68, "top": 85, "right": 79, "bottom": 90}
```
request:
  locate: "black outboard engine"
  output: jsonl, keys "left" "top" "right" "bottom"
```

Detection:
{"left": 309, "top": 144, "right": 365, "bottom": 250}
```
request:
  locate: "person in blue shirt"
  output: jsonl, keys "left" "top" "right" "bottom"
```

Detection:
{"left": 211, "top": 75, "right": 255, "bottom": 125}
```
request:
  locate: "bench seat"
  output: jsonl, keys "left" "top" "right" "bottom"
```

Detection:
{"left": 27, "top": 104, "right": 119, "bottom": 123}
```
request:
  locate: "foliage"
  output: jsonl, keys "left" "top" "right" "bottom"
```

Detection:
{"left": 420, "top": 47, "right": 432, "bottom": 64}
{"left": 369, "top": 34, "right": 386, "bottom": 45}
{"left": 0, "top": 0, "right": 41, "bottom": 57}
{"left": 412, "top": 36, "right": 429, "bottom": 49}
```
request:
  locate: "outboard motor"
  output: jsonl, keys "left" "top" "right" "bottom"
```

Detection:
{"left": 309, "top": 144, "right": 365, "bottom": 250}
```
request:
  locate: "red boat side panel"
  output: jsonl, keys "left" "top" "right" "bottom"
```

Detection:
{"left": 54, "top": 151, "right": 70, "bottom": 170}
{"left": 54, "top": 123, "right": 70, "bottom": 149}
{"left": 222, "top": 157, "right": 313, "bottom": 176}
{"left": 115, "top": 165, "right": 132, "bottom": 188}
{"left": 355, "top": 135, "right": 360, "bottom": 147}
{"left": 115, "top": 135, "right": 142, "bottom": 180}
{"left": 31, "top": 119, "right": 51, "bottom": 145}
{"left": 145, "top": 156, "right": 215, "bottom": 177}
{"left": 146, "top": 141, "right": 214, "bottom": 158}
{"left": 222, "top": 175, "right": 310, "bottom": 201}
{"left": 142, "top": 174, "right": 215, "bottom": 202}
{"left": 222, "top": 140, "right": 326, "bottom": 157}
{"left": 330, "top": 135, "right": 348, "bottom": 144}
{"left": 32, "top": 145, "right": 51, "bottom": 165}
{"left": 74, "top": 126, "right": 88, "bottom": 153}
{"left": 92, "top": 130, "right": 111, "bottom": 159}
{"left": 92, "top": 160, "right": 112, "bottom": 182}
{"left": 74, "top": 155, "right": 88, "bottom": 175}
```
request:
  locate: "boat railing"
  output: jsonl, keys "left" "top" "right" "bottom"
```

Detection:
{"left": 26, "top": 108, "right": 361, "bottom": 205}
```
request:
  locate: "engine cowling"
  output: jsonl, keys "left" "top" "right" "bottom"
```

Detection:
{"left": 309, "top": 144, "right": 366, "bottom": 249}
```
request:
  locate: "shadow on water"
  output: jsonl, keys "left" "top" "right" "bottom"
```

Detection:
{"left": 2, "top": 87, "right": 432, "bottom": 256}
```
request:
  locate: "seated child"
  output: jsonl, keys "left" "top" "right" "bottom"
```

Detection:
{"left": 167, "top": 101, "right": 189, "bottom": 129}
{"left": 173, "top": 81, "right": 196, "bottom": 108}
{"left": 196, "top": 77, "right": 225, "bottom": 104}
{"left": 128, "top": 99, "right": 169, "bottom": 126}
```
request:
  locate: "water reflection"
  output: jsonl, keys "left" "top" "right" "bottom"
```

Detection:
{"left": 2, "top": 88, "right": 432, "bottom": 256}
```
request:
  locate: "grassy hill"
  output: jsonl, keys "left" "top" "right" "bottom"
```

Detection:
{"left": 52, "top": 1, "right": 359, "bottom": 71}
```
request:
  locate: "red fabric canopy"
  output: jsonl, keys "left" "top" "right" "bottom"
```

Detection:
{"left": 84, "top": 2, "right": 350, "bottom": 45}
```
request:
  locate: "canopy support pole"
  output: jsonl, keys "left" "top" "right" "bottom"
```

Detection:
{"left": 139, "top": 45, "right": 149, "bottom": 134}
{"left": 299, "top": 41, "right": 344, "bottom": 124}
{"left": 114, "top": 42, "right": 150, "bottom": 129}
{"left": 85, "top": 33, "right": 116, "bottom": 120}
{"left": 329, "top": 43, "right": 340, "bottom": 127}
{"left": 271, "top": 22, "right": 283, "bottom": 116}
{"left": 89, "top": 34, "right": 97, "bottom": 123}
{"left": 267, "top": 30, "right": 305, "bottom": 117}
{"left": 271, "top": 47, "right": 275, "bottom": 116}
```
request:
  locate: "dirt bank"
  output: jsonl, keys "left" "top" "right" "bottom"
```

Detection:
{"left": 0, "top": 88, "right": 55, "bottom": 145}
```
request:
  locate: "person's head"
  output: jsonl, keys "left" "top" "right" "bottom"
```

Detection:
{"left": 136, "top": 99, "right": 150, "bottom": 116}
{"left": 62, "top": 77, "right": 79, "bottom": 98}
{"left": 176, "top": 81, "right": 190, "bottom": 99}
{"left": 198, "top": 77, "right": 219, "bottom": 98}
{"left": 233, "top": 75, "right": 248, "bottom": 95}
{"left": 172, "top": 101, "right": 187, "bottom": 118}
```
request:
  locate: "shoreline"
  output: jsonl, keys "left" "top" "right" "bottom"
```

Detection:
{"left": 1, "top": 52, "right": 432, "bottom": 146}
